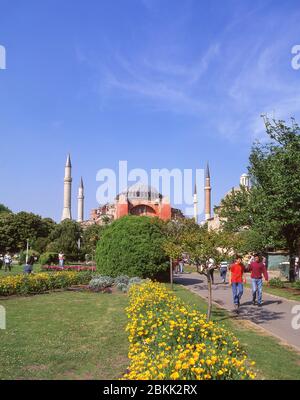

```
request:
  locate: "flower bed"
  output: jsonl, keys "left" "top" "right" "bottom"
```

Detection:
{"left": 0, "top": 271, "right": 94, "bottom": 296}
{"left": 124, "top": 281, "right": 256, "bottom": 380}
{"left": 42, "top": 265, "right": 96, "bottom": 272}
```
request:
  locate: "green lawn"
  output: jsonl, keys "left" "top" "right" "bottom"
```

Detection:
{"left": 0, "top": 291, "right": 129, "bottom": 380}
{"left": 173, "top": 284, "right": 300, "bottom": 380}
{"left": 0, "top": 264, "right": 43, "bottom": 276}
{"left": 1, "top": 283, "right": 300, "bottom": 380}
{"left": 244, "top": 282, "right": 300, "bottom": 302}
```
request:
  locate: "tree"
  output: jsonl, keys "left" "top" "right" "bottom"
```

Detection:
{"left": 81, "top": 224, "right": 105, "bottom": 258}
{"left": 163, "top": 219, "right": 241, "bottom": 320}
{"left": 0, "top": 204, "right": 12, "bottom": 215}
{"left": 219, "top": 117, "right": 300, "bottom": 281}
{"left": 95, "top": 216, "right": 168, "bottom": 278}
{"left": 249, "top": 117, "right": 300, "bottom": 281}
{"left": 163, "top": 218, "right": 199, "bottom": 289}
{"left": 0, "top": 212, "right": 55, "bottom": 253}
{"left": 47, "top": 219, "right": 82, "bottom": 261}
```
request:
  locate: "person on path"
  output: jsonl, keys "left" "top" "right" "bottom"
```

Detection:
{"left": 247, "top": 254, "right": 269, "bottom": 307}
{"left": 24, "top": 255, "right": 35, "bottom": 274}
{"left": 229, "top": 255, "right": 245, "bottom": 311}
{"left": 4, "top": 252, "right": 12, "bottom": 272}
{"left": 219, "top": 260, "right": 229, "bottom": 283}
{"left": 208, "top": 258, "right": 215, "bottom": 284}
{"left": 58, "top": 251, "right": 65, "bottom": 268}
{"left": 179, "top": 259, "right": 184, "bottom": 274}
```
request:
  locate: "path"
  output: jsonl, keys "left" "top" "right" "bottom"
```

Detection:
{"left": 175, "top": 272, "right": 300, "bottom": 351}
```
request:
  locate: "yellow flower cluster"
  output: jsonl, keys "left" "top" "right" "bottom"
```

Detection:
{"left": 0, "top": 271, "right": 91, "bottom": 296}
{"left": 123, "top": 281, "right": 256, "bottom": 380}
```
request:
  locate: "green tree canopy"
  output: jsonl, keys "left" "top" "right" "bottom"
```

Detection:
{"left": 0, "top": 212, "right": 56, "bottom": 253}
{"left": 219, "top": 117, "right": 300, "bottom": 280}
{"left": 47, "top": 219, "right": 82, "bottom": 261}
{"left": 0, "top": 204, "right": 12, "bottom": 215}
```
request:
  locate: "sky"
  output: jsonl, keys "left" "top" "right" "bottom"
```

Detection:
{"left": 0, "top": 0, "right": 300, "bottom": 221}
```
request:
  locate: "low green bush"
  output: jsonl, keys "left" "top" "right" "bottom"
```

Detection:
{"left": 39, "top": 252, "right": 58, "bottom": 266}
{"left": 88, "top": 276, "right": 114, "bottom": 291}
{"left": 292, "top": 280, "right": 300, "bottom": 290}
{"left": 269, "top": 277, "right": 285, "bottom": 288}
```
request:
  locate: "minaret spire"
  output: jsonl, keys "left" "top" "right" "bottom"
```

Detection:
{"left": 205, "top": 162, "right": 211, "bottom": 220}
{"left": 61, "top": 154, "right": 72, "bottom": 221}
{"left": 77, "top": 177, "right": 84, "bottom": 223}
{"left": 193, "top": 182, "right": 198, "bottom": 223}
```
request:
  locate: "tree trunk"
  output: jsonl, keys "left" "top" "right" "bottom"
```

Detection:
{"left": 170, "top": 257, "right": 173, "bottom": 290}
{"left": 207, "top": 272, "right": 212, "bottom": 321}
{"left": 289, "top": 253, "right": 295, "bottom": 282}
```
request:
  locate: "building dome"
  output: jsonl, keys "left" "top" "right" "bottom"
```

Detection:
{"left": 120, "top": 183, "right": 162, "bottom": 201}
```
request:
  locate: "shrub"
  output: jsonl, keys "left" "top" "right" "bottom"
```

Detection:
{"left": 123, "top": 281, "right": 256, "bottom": 380}
{"left": 88, "top": 276, "right": 114, "bottom": 291}
{"left": 39, "top": 252, "right": 58, "bottom": 266}
{"left": 95, "top": 216, "right": 168, "bottom": 278}
{"left": 114, "top": 275, "right": 130, "bottom": 285}
{"left": 269, "top": 277, "right": 285, "bottom": 288}
{"left": 292, "top": 280, "right": 300, "bottom": 290}
{"left": 116, "top": 282, "right": 129, "bottom": 292}
{"left": 0, "top": 271, "right": 93, "bottom": 296}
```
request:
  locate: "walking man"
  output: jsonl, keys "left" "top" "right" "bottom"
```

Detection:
{"left": 229, "top": 255, "right": 245, "bottom": 311}
{"left": 4, "top": 252, "right": 12, "bottom": 272}
{"left": 248, "top": 254, "right": 268, "bottom": 307}
{"left": 219, "top": 260, "right": 228, "bottom": 283}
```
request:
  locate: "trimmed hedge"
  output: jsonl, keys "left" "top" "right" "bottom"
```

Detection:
{"left": 95, "top": 216, "right": 168, "bottom": 278}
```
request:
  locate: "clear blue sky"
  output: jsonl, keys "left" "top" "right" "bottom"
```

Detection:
{"left": 0, "top": 0, "right": 300, "bottom": 221}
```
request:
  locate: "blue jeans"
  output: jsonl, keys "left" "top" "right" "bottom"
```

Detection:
{"left": 59, "top": 259, "right": 64, "bottom": 268}
{"left": 231, "top": 282, "right": 243, "bottom": 305}
{"left": 251, "top": 278, "right": 263, "bottom": 304}
{"left": 220, "top": 267, "right": 227, "bottom": 281}
{"left": 179, "top": 262, "right": 184, "bottom": 273}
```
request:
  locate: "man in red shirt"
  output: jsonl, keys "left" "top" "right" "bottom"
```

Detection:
{"left": 229, "top": 255, "right": 245, "bottom": 311}
{"left": 248, "top": 254, "right": 268, "bottom": 307}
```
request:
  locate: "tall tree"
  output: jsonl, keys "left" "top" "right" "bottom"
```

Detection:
{"left": 249, "top": 117, "right": 300, "bottom": 281}
{"left": 219, "top": 117, "right": 300, "bottom": 281}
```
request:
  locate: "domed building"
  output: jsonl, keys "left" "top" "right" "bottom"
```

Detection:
{"left": 89, "top": 183, "right": 184, "bottom": 224}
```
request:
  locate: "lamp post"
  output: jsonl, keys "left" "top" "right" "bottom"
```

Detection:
{"left": 26, "top": 239, "right": 29, "bottom": 264}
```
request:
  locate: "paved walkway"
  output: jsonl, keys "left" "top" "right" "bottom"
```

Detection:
{"left": 175, "top": 272, "right": 300, "bottom": 351}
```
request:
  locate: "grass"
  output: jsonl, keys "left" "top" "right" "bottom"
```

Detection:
{"left": 1, "top": 282, "right": 300, "bottom": 380}
{"left": 244, "top": 282, "right": 300, "bottom": 301}
{"left": 0, "top": 264, "right": 43, "bottom": 276}
{"left": 0, "top": 291, "right": 129, "bottom": 380}
{"left": 172, "top": 284, "right": 300, "bottom": 380}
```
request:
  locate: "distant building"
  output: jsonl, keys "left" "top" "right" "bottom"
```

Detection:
{"left": 89, "top": 183, "right": 184, "bottom": 225}
{"left": 207, "top": 173, "right": 250, "bottom": 231}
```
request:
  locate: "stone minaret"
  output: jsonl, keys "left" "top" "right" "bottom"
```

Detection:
{"left": 77, "top": 177, "right": 84, "bottom": 223}
{"left": 193, "top": 183, "right": 198, "bottom": 223}
{"left": 204, "top": 163, "right": 211, "bottom": 220}
{"left": 61, "top": 154, "right": 72, "bottom": 221}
